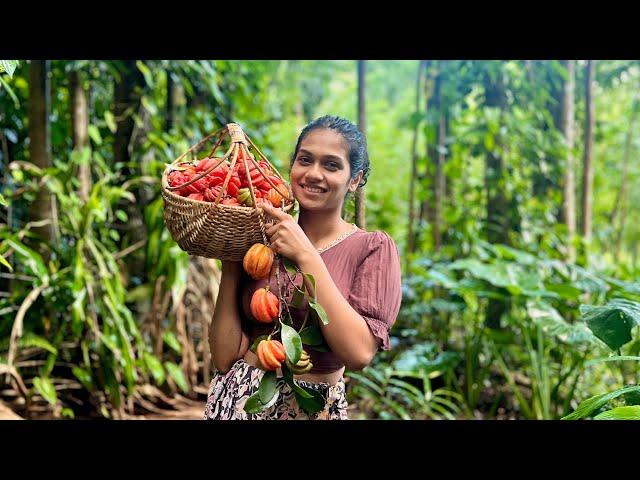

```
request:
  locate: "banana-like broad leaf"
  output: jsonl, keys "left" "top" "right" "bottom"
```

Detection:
{"left": 580, "top": 299, "right": 640, "bottom": 351}
{"left": 164, "top": 361, "right": 189, "bottom": 393}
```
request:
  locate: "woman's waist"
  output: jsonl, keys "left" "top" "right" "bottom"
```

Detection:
{"left": 243, "top": 350, "right": 345, "bottom": 386}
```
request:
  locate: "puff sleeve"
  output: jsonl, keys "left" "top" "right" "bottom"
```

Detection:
{"left": 347, "top": 231, "right": 402, "bottom": 350}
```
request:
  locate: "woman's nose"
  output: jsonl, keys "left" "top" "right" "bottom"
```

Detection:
{"left": 304, "top": 163, "right": 323, "bottom": 181}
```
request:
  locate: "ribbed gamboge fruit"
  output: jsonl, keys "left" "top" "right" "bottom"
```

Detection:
{"left": 256, "top": 339, "right": 286, "bottom": 371}
{"left": 250, "top": 287, "right": 279, "bottom": 324}
{"left": 285, "top": 350, "right": 313, "bottom": 375}
{"left": 243, "top": 243, "right": 274, "bottom": 280}
{"left": 266, "top": 186, "right": 290, "bottom": 207}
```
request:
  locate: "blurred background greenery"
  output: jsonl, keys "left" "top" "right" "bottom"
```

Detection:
{"left": 0, "top": 60, "right": 639, "bottom": 420}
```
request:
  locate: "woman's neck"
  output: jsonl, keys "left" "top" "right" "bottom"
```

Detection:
{"left": 297, "top": 209, "right": 351, "bottom": 249}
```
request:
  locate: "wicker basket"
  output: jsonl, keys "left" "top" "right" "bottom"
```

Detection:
{"left": 161, "top": 123, "right": 293, "bottom": 261}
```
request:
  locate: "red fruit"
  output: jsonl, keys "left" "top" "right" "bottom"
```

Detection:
{"left": 250, "top": 288, "right": 280, "bottom": 324}
{"left": 256, "top": 340, "right": 286, "bottom": 371}
{"left": 187, "top": 192, "right": 204, "bottom": 201}
{"left": 221, "top": 197, "right": 241, "bottom": 206}
{"left": 204, "top": 186, "right": 223, "bottom": 202}
{"left": 196, "top": 157, "right": 217, "bottom": 173}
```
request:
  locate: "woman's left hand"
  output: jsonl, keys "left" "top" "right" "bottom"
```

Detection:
{"left": 258, "top": 200, "right": 317, "bottom": 265}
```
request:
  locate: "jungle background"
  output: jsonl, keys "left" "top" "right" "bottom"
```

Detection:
{"left": 1, "top": 59, "right": 639, "bottom": 420}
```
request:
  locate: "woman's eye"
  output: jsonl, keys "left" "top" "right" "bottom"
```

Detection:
{"left": 325, "top": 162, "right": 338, "bottom": 170}
{"left": 298, "top": 157, "right": 311, "bottom": 164}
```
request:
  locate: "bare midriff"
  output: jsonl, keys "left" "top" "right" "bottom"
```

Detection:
{"left": 243, "top": 349, "right": 345, "bottom": 386}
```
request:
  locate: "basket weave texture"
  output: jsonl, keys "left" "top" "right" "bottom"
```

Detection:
{"left": 161, "top": 124, "right": 292, "bottom": 261}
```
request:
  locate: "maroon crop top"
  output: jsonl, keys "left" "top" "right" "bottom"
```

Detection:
{"left": 238, "top": 228, "right": 402, "bottom": 373}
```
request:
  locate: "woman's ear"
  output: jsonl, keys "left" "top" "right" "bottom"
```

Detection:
{"left": 348, "top": 171, "right": 363, "bottom": 192}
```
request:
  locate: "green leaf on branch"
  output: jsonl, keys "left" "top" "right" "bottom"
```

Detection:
{"left": 244, "top": 391, "right": 266, "bottom": 414}
{"left": 0, "top": 60, "right": 18, "bottom": 77}
{"left": 283, "top": 257, "right": 299, "bottom": 277}
{"left": 294, "top": 386, "right": 325, "bottom": 415}
{"left": 299, "top": 325, "right": 324, "bottom": 346}
{"left": 258, "top": 371, "right": 278, "bottom": 404}
{"left": 290, "top": 287, "right": 306, "bottom": 309}
{"left": 33, "top": 377, "right": 58, "bottom": 405}
{"left": 280, "top": 322, "right": 302, "bottom": 364}
{"left": 309, "top": 300, "right": 329, "bottom": 325}
{"left": 0, "top": 192, "right": 7, "bottom": 207}
{"left": 594, "top": 406, "right": 640, "bottom": 420}
{"left": 580, "top": 298, "right": 640, "bottom": 351}
{"left": 562, "top": 385, "right": 640, "bottom": 420}
{"left": 303, "top": 273, "right": 317, "bottom": 300}
{"left": 104, "top": 111, "right": 117, "bottom": 133}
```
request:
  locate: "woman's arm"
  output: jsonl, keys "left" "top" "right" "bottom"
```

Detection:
{"left": 297, "top": 251, "right": 379, "bottom": 371}
{"left": 209, "top": 261, "right": 250, "bottom": 373}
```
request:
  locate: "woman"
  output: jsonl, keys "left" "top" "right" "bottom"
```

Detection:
{"left": 204, "top": 115, "right": 402, "bottom": 420}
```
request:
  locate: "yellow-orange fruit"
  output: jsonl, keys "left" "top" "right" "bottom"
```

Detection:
{"left": 243, "top": 243, "right": 274, "bottom": 280}
{"left": 256, "top": 340, "right": 286, "bottom": 370}
{"left": 266, "top": 187, "right": 290, "bottom": 208}
{"left": 250, "top": 288, "right": 279, "bottom": 324}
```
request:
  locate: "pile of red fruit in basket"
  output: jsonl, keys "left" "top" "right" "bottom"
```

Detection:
{"left": 167, "top": 154, "right": 291, "bottom": 208}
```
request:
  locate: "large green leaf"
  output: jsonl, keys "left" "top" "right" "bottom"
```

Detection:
{"left": 391, "top": 343, "right": 460, "bottom": 378}
{"left": 18, "top": 333, "right": 57, "bottom": 355}
{"left": 0, "top": 192, "right": 7, "bottom": 207}
{"left": 308, "top": 300, "right": 329, "bottom": 326}
{"left": 527, "top": 301, "right": 597, "bottom": 345}
{"left": 294, "top": 385, "right": 325, "bottom": 415}
{"left": 299, "top": 325, "right": 324, "bottom": 346}
{"left": 258, "top": 371, "right": 278, "bottom": 404}
{"left": 0, "top": 60, "right": 18, "bottom": 77}
{"left": 33, "top": 377, "right": 58, "bottom": 405}
{"left": 594, "top": 406, "right": 640, "bottom": 420}
{"left": 280, "top": 321, "right": 302, "bottom": 364}
{"left": 562, "top": 385, "right": 640, "bottom": 420}
{"left": 580, "top": 299, "right": 640, "bottom": 351}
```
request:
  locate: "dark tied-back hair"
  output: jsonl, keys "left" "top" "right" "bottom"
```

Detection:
{"left": 291, "top": 115, "right": 371, "bottom": 188}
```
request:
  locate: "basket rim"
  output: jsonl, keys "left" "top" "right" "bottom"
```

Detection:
{"left": 161, "top": 169, "right": 294, "bottom": 213}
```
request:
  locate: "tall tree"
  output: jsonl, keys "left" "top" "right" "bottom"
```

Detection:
{"left": 560, "top": 60, "right": 576, "bottom": 263}
{"left": 406, "top": 60, "right": 426, "bottom": 269}
{"left": 28, "top": 60, "right": 58, "bottom": 253}
{"left": 580, "top": 60, "right": 595, "bottom": 243}
{"left": 483, "top": 63, "right": 509, "bottom": 329}
{"left": 69, "top": 68, "right": 91, "bottom": 202}
{"left": 432, "top": 64, "right": 447, "bottom": 252}
{"left": 355, "top": 60, "right": 366, "bottom": 229}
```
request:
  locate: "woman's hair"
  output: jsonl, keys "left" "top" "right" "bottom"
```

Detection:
{"left": 291, "top": 115, "right": 370, "bottom": 188}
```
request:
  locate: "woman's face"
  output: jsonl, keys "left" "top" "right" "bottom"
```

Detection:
{"left": 290, "top": 128, "right": 361, "bottom": 213}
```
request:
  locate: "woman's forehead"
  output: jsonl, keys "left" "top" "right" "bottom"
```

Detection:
{"left": 299, "top": 129, "right": 348, "bottom": 158}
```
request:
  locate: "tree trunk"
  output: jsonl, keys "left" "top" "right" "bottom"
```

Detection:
{"left": 484, "top": 64, "right": 509, "bottom": 330}
{"left": 406, "top": 60, "right": 426, "bottom": 269}
{"left": 28, "top": 60, "right": 58, "bottom": 253}
{"left": 112, "top": 61, "right": 146, "bottom": 284}
{"left": 433, "top": 111, "right": 446, "bottom": 251}
{"left": 560, "top": 60, "right": 576, "bottom": 263}
{"left": 580, "top": 60, "right": 595, "bottom": 243}
{"left": 355, "top": 60, "right": 366, "bottom": 230}
{"left": 69, "top": 69, "right": 92, "bottom": 203}
{"left": 610, "top": 87, "right": 639, "bottom": 229}
{"left": 165, "top": 69, "right": 174, "bottom": 132}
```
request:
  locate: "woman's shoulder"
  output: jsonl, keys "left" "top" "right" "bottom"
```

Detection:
{"left": 349, "top": 228, "right": 399, "bottom": 259}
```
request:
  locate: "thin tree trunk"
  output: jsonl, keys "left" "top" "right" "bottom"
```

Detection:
{"left": 610, "top": 88, "right": 639, "bottom": 228}
{"left": 433, "top": 112, "right": 446, "bottom": 251}
{"left": 560, "top": 60, "right": 576, "bottom": 263}
{"left": 580, "top": 61, "right": 595, "bottom": 243}
{"left": 484, "top": 64, "right": 509, "bottom": 330}
{"left": 355, "top": 60, "right": 366, "bottom": 230}
{"left": 69, "top": 69, "right": 92, "bottom": 203}
{"left": 165, "top": 69, "right": 174, "bottom": 132}
{"left": 406, "top": 60, "right": 426, "bottom": 269}
{"left": 28, "top": 60, "right": 58, "bottom": 253}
